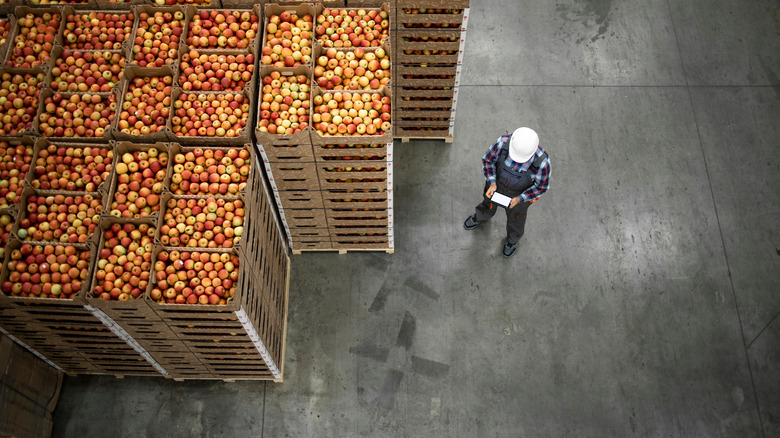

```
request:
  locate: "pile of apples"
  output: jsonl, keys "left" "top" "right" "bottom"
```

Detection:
{"left": 312, "top": 91, "right": 391, "bottom": 136}
{"left": 159, "top": 197, "right": 244, "bottom": 249}
{"left": 6, "top": 12, "right": 60, "bottom": 68}
{"left": 257, "top": 71, "right": 310, "bottom": 135}
{"left": 63, "top": 12, "right": 133, "bottom": 51}
{"left": 16, "top": 193, "right": 102, "bottom": 244}
{"left": 179, "top": 51, "right": 255, "bottom": 92}
{"left": 31, "top": 144, "right": 113, "bottom": 192}
{"left": 187, "top": 10, "right": 259, "bottom": 49}
{"left": 0, "top": 142, "right": 34, "bottom": 209}
{"left": 150, "top": 250, "right": 239, "bottom": 305}
{"left": 132, "top": 10, "right": 185, "bottom": 68}
{"left": 315, "top": 8, "right": 390, "bottom": 48}
{"left": 315, "top": 47, "right": 390, "bottom": 90}
{"left": 117, "top": 76, "right": 173, "bottom": 136}
{"left": 109, "top": 149, "right": 168, "bottom": 218}
{"left": 38, "top": 93, "right": 117, "bottom": 138}
{"left": 0, "top": 243, "right": 92, "bottom": 299}
{"left": 93, "top": 222, "right": 154, "bottom": 301}
{"left": 260, "top": 11, "right": 313, "bottom": 67}
{"left": 171, "top": 92, "right": 250, "bottom": 138}
{"left": 0, "top": 213, "right": 13, "bottom": 259}
{"left": 50, "top": 50, "right": 125, "bottom": 93}
{"left": 168, "top": 147, "right": 250, "bottom": 196}
{"left": 0, "top": 72, "right": 44, "bottom": 135}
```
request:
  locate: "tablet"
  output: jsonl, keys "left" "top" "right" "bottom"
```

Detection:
{"left": 490, "top": 192, "right": 512, "bottom": 207}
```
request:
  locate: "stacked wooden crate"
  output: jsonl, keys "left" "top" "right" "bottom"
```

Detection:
{"left": 256, "top": 1, "right": 394, "bottom": 254}
{"left": 393, "top": 0, "right": 469, "bottom": 142}
{"left": 0, "top": 4, "right": 290, "bottom": 382}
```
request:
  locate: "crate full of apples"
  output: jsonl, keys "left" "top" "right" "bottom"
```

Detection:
{"left": 13, "top": 187, "right": 103, "bottom": 245}
{"left": 111, "top": 65, "right": 175, "bottom": 142}
{"left": 0, "top": 137, "right": 36, "bottom": 211}
{"left": 106, "top": 142, "right": 169, "bottom": 219}
{"left": 4, "top": 7, "right": 63, "bottom": 69}
{"left": 256, "top": 65, "right": 312, "bottom": 145}
{"left": 0, "top": 239, "right": 95, "bottom": 302}
{"left": 166, "top": 144, "right": 252, "bottom": 197}
{"left": 61, "top": 8, "right": 134, "bottom": 51}
{"left": 35, "top": 88, "right": 118, "bottom": 140}
{"left": 0, "top": 70, "right": 46, "bottom": 137}
{"left": 185, "top": 6, "right": 262, "bottom": 50}
{"left": 47, "top": 47, "right": 126, "bottom": 94}
{"left": 27, "top": 139, "right": 115, "bottom": 193}
{"left": 129, "top": 6, "right": 187, "bottom": 69}
{"left": 260, "top": 3, "right": 315, "bottom": 68}
{"left": 179, "top": 48, "right": 257, "bottom": 93}
{"left": 310, "top": 87, "right": 391, "bottom": 143}
{"left": 313, "top": 42, "right": 390, "bottom": 91}
{"left": 314, "top": 4, "right": 390, "bottom": 48}
{"left": 168, "top": 88, "right": 252, "bottom": 144}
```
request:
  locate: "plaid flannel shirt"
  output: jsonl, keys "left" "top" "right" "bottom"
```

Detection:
{"left": 482, "top": 134, "right": 551, "bottom": 203}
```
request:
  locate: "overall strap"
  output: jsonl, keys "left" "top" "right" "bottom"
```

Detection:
{"left": 498, "top": 134, "right": 511, "bottom": 161}
{"left": 530, "top": 151, "right": 548, "bottom": 172}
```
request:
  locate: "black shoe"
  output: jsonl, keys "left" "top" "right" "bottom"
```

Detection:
{"left": 503, "top": 241, "right": 517, "bottom": 257}
{"left": 463, "top": 215, "right": 480, "bottom": 230}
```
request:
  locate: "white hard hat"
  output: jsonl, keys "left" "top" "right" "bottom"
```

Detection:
{"left": 508, "top": 127, "right": 539, "bottom": 163}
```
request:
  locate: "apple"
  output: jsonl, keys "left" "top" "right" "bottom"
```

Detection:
{"left": 38, "top": 93, "right": 116, "bottom": 138}
{"left": 132, "top": 10, "right": 185, "bottom": 68}
{"left": 93, "top": 222, "right": 155, "bottom": 301}
{"left": 63, "top": 12, "right": 133, "bottom": 51}
{"left": 0, "top": 72, "right": 45, "bottom": 135}
{"left": 257, "top": 71, "right": 310, "bottom": 135}
{"left": 168, "top": 147, "right": 251, "bottom": 196}
{"left": 0, "top": 141, "right": 34, "bottom": 209}
{"left": 315, "top": 8, "right": 390, "bottom": 48}
{"left": 159, "top": 197, "right": 244, "bottom": 248}
{"left": 31, "top": 144, "right": 114, "bottom": 192}
{"left": 150, "top": 250, "right": 239, "bottom": 305}
{"left": 171, "top": 92, "right": 249, "bottom": 138}
{"left": 108, "top": 148, "right": 168, "bottom": 218}
{"left": 17, "top": 193, "right": 102, "bottom": 244}
{"left": 117, "top": 75, "right": 173, "bottom": 135}
{"left": 187, "top": 10, "right": 259, "bottom": 49}
{"left": 50, "top": 50, "right": 125, "bottom": 93}
{"left": 313, "top": 91, "right": 391, "bottom": 136}
{"left": 0, "top": 243, "right": 91, "bottom": 299}
{"left": 261, "top": 12, "right": 313, "bottom": 67}
{"left": 6, "top": 12, "right": 59, "bottom": 68}
{"left": 179, "top": 50, "right": 255, "bottom": 92}
{"left": 314, "top": 46, "right": 390, "bottom": 90}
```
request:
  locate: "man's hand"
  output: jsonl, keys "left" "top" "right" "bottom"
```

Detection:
{"left": 509, "top": 197, "right": 521, "bottom": 209}
{"left": 485, "top": 183, "right": 497, "bottom": 198}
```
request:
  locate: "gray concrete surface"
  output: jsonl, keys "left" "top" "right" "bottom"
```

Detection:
{"left": 52, "top": 0, "right": 779, "bottom": 436}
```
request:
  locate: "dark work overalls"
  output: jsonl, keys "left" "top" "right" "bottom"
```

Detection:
{"left": 474, "top": 141, "right": 545, "bottom": 244}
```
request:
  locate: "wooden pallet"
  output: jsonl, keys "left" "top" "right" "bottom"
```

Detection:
{"left": 399, "top": 136, "right": 454, "bottom": 143}
{"left": 291, "top": 247, "right": 394, "bottom": 255}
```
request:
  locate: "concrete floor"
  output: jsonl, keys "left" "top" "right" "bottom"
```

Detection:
{"left": 52, "top": 0, "right": 780, "bottom": 436}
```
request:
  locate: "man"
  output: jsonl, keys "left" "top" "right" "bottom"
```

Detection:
{"left": 463, "top": 127, "right": 551, "bottom": 257}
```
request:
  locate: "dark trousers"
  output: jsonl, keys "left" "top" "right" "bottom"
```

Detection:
{"left": 474, "top": 182, "right": 531, "bottom": 244}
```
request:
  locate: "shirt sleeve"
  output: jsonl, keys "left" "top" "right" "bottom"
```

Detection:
{"left": 482, "top": 136, "right": 506, "bottom": 183}
{"left": 518, "top": 155, "right": 551, "bottom": 202}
